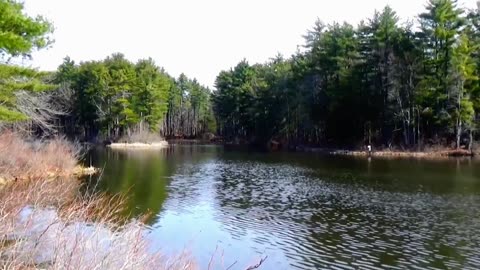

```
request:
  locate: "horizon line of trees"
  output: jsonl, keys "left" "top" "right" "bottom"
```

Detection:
{"left": 3, "top": 0, "right": 480, "bottom": 151}
{"left": 53, "top": 54, "right": 216, "bottom": 141}
{"left": 213, "top": 0, "right": 480, "bottom": 150}
{"left": 1, "top": 0, "right": 217, "bottom": 141}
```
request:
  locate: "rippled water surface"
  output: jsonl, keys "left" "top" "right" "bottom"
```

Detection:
{"left": 86, "top": 145, "right": 480, "bottom": 269}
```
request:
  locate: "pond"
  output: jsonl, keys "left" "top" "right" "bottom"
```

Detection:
{"left": 85, "top": 144, "right": 480, "bottom": 269}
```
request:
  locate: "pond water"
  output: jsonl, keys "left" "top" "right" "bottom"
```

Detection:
{"left": 85, "top": 145, "right": 480, "bottom": 269}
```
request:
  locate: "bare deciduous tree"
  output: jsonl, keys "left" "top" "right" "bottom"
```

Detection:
{"left": 4, "top": 85, "right": 74, "bottom": 136}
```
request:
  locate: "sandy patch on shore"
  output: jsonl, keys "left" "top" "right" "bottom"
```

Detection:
{"left": 107, "top": 141, "right": 169, "bottom": 149}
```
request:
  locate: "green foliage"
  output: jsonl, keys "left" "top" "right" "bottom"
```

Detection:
{"left": 164, "top": 73, "right": 215, "bottom": 138}
{"left": 452, "top": 33, "right": 478, "bottom": 128}
{"left": 0, "top": 0, "right": 53, "bottom": 122}
{"left": 213, "top": 60, "right": 258, "bottom": 138}
{"left": 134, "top": 58, "right": 170, "bottom": 131}
{"left": 3, "top": 0, "right": 479, "bottom": 148}
{"left": 214, "top": 0, "right": 480, "bottom": 148}
{"left": 0, "top": 0, "right": 53, "bottom": 57}
{"left": 417, "top": 0, "right": 464, "bottom": 127}
{"left": 54, "top": 54, "right": 215, "bottom": 140}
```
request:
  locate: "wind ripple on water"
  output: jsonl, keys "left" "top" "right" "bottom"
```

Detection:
{"left": 162, "top": 159, "right": 480, "bottom": 269}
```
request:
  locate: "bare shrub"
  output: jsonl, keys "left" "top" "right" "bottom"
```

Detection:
{"left": 8, "top": 86, "right": 74, "bottom": 137}
{"left": 0, "top": 132, "right": 262, "bottom": 270}
{"left": 0, "top": 131, "right": 82, "bottom": 181}
{"left": 0, "top": 191, "right": 197, "bottom": 270}
{"left": 0, "top": 175, "right": 197, "bottom": 270}
{"left": 118, "top": 124, "right": 165, "bottom": 144}
{"left": 0, "top": 132, "right": 197, "bottom": 270}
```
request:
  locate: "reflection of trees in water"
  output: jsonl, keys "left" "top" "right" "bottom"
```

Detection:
{"left": 91, "top": 149, "right": 173, "bottom": 224}
{"left": 88, "top": 146, "right": 220, "bottom": 224}
{"left": 155, "top": 146, "right": 221, "bottom": 215}
{"left": 212, "top": 161, "right": 323, "bottom": 265}
{"left": 85, "top": 147, "right": 480, "bottom": 268}
{"left": 210, "top": 160, "right": 480, "bottom": 269}
{"left": 219, "top": 152, "right": 480, "bottom": 194}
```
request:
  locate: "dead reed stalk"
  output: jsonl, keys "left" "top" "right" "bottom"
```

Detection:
{"left": 0, "top": 132, "right": 196, "bottom": 270}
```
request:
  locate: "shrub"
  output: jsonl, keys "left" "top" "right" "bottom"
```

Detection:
{"left": 0, "top": 131, "right": 82, "bottom": 181}
{"left": 0, "top": 132, "right": 195, "bottom": 270}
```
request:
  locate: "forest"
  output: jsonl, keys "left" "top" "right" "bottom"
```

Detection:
{"left": 214, "top": 0, "right": 480, "bottom": 150}
{"left": 53, "top": 55, "right": 216, "bottom": 140}
{"left": 2, "top": 53, "right": 216, "bottom": 141}
{"left": 1, "top": 0, "right": 480, "bottom": 151}
{"left": 0, "top": 0, "right": 216, "bottom": 141}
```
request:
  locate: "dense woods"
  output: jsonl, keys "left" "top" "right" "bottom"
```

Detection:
{"left": 214, "top": 0, "right": 480, "bottom": 150}
{"left": 4, "top": 54, "right": 216, "bottom": 141}
{"left": 2, "top": 0, "right": 480, "bottom": 151}
{"left": 0, "top": 0, "right": 216, "bottom": 141}
{"left": 53, "top": 55, "right": 216, "bottom": 141}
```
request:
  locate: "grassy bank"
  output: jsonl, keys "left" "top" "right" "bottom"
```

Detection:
{"left": 0, "top": 132, "right": 195, "bottom": 270}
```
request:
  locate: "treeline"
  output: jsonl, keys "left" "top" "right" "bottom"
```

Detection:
{"left": 0, "top": 0, "right": 216, "bottom": 141}
{"left": 214, "top": 0, "right": 480, "bottom": 150}
{"left": 54, "top": 54, "right": 216, "bottom": 141}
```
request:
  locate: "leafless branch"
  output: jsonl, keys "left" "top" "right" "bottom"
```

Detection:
{"left": 12, "top": 85, "right": 74, "bottom": 135}
{"left": 226, "top": 260, "right": 238, "bottom": 270}
{"left": 245, "top": 256, "right": 268, "bottom": 270}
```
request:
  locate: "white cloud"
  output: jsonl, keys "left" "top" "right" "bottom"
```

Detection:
{"left": 24, "top": 0, "right": 478, "bottom": 88}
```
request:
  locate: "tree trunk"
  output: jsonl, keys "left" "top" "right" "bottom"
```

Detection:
{"left": 417, "top": 109, "right": 421, "bottom": 150}
{"left": 468, "top": 129, "right": 473, "bottom": 152}
{"left": 457, "top": 80, "right": 464, "bottom": 150}
{"left": 456, "top": 119, "right": 462, "bottom": 150}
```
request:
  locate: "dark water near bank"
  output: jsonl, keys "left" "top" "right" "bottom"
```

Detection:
{"left": 86, "top": 145, "right": 480, "bottom": 269}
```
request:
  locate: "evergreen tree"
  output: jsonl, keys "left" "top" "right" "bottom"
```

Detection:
{"left": 451, "top": 33, "right": 478, "bottom": 149}
{"left": 213, "top": 0, "right": 480, "bottom": 150}
{"left": 418, "top": 0, "right": 464, "bottom": 133}
{"left": 0, "top": 0, "right": 53, "bottom": 122}
{"left": 134, "top": 58, "right": 170, "bottom": 131}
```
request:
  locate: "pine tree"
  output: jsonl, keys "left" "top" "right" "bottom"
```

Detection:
{"left": 451, "top": 33, "right": 478, "bottom": 149}
{"left": 134, "top": 58, "right": 170, "bottom": 131}
{"left": 418, "top": 0, "right": 464, "bottom": 132}
{"left": 0, "top": 0, "right": 53, "bottom": 122}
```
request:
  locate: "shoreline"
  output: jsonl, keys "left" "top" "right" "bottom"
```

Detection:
{"left": 107, "top": 141, "right": 169, "bottom": 149}
{"left": 0, "top": 133, "right": 190, "bottom": 269}
{"left": 105, "top": 138, "right": 477, "bottom": 159}
{"left": 0, "top": 165, "right": 99, "bottom": 187}
{"left": 219, "top": 140, "right": 477, "bottom": 159}
{"left": 299, "top": 147, "right": 475, "bottom": 159}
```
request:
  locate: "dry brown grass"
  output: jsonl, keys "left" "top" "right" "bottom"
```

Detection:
{"left": 0, "top": 132, "right": 196, "bottom": 270}
{"left": 0, "top": 131, "right": 82, "bottom": 182}
{"left": 0, "top": 187, "right": 196, "bottom": 270}
{"left": 0, "top": 132, "right": 265, "bottom": 270}
{"left": 117, "top": 125, "right": 165, "bottom": 144}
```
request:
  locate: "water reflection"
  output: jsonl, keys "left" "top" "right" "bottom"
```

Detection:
{"left": 211, "top": 160, "right": 480, "bottom": 269}
{"left": 87, "top": 148, "right": 169, "bottom": 223}
{"left": 88, "top": 146, "right": 480, "bottom": 269}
